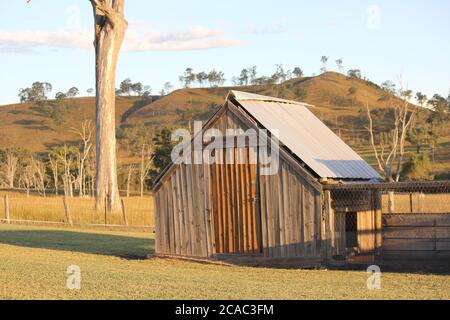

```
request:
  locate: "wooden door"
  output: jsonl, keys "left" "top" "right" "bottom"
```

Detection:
{"left": 210, "top": 147, "right": 260, "bottom": 255}
{"left": 357, "top": 211, "right": 376, "bottom": 254}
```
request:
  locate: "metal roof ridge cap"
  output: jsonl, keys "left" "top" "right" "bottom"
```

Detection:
{"left": 228, "top": 90, "right": 314, "bottom": 107}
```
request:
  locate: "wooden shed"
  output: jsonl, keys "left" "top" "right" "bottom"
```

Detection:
{"left": 152, "top": 91, "right": 381, "bottom": 266}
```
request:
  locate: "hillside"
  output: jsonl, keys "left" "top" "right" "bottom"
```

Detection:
{"left": 1, "top": 72, "right": 449, "bottom": 178}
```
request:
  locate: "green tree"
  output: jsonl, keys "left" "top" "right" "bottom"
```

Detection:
{"left": 119, "top": 78, "right": 133, "bottom": 96}
{"left": 179, "top": 68, "right": 196, "bottom": 88}
{"left": 335, "top": 58, "right": 344, "bottom": 73}
{"left": 238, "top": 68, "right": 249, "bottom": 86}
{"left": 208, "top": 70, "right": 225, "bottom": 87}
{"left": 149, "top": 128, "right": 176, "bottom": 184}
{"left": 347, "top": 69, "right": 362, "bottom": 79}
{"left": 18, "top": 81, "right": 52, "bottom": 102}
{"left": 66, "top": 87, "right": 79, "bottom": 98}
{"left": 292, "top": 67, "right": 304, "bottom": 78}
{"left": 131, "top": 82, "right": 143, "bottom": 96}
{"left": 401, "top": 153, "right": 433, "bottom": 181}
{"left": 320, "top": 56, "right": 329, "bottom": 73}
{"left": 196, "top": 72, "right": 208, "bottom": 87}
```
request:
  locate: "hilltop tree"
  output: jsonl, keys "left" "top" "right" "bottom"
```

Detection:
{"left": 87, "top": 88, "right": 95, "bottom": 96}
{"left": 248, "top": 66, "right": 258, "bottom": 85}
{"left": 336, "top": 58, "right": 344, "bottom": 73}
{"left": 292, "top": 67, "right": 304, "bottom": 78}
{"left": 347, "top": 69, "right": 362, "bottom": 79}
{"left": 131, "top": 82, "right": 143, "bottom": 96}
{"left": 196, "top": 72, "right": 208, "bottom": 87}
{"left": 119, "top": 78, "right": 133, "bottom": 96}
{"left": 272, "top": 64, "right": 287, "bottom": 84}
{"left": 208, "top": 70, "right": 225, "bottom": 87}
{"left": 320, "top": 56, "right": 329, "bottom": 73}
{"left": 66, "top": 87, "right": 79, "bottom": 98}
{"left": 163, "top": 82, "right": 173, "bottom": 94}
{"left": 179, "top": 68, "right": 196, "bottom": 88}
{"left": 238, "top": 68, "right": 249, "bottom": 86}
{"left": 55, "top": 92, "right": 67, "bottom": 100}
{"left": 18, "top": 81, "right": 52, "bottom": 102}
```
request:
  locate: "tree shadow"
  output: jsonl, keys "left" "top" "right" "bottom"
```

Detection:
{"left": 0, "top": 229, "right": 154, "bottom": 260}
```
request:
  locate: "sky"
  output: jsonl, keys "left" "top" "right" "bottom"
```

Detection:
{"left": 0, "top": 0, "right": 449, "bottom": 105}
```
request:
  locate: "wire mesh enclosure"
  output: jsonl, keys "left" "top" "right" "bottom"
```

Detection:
{"left": 322, "top": 181, "right": 450, "bottom": 264}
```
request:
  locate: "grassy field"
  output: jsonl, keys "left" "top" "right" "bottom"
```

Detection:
{"left": 0, "top": 224, "right": 449, "bottom": 300}
{"left": 0, "top": 190, "right": 154, "bottom": 227}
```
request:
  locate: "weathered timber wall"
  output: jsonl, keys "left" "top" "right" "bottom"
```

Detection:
{"left": 154, "top": 103, "right": 324, "bottom": 260}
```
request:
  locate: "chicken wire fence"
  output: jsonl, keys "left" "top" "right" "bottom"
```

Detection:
{"left": 322, "top": 181, "right": 450, "bottom": 263}
{"left": 0, "top": 189, "right": 154, "bottom": 230}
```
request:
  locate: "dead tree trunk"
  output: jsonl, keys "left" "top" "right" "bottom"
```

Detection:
{"left": 91, "top": 0, "right": 128, "bottom": 211}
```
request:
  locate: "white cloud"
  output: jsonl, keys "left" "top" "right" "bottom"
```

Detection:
{"left": 0, "top": 25, "right": 243, "bottom": 53}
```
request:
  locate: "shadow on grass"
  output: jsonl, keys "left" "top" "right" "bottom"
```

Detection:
{"left": 0, "top": 229, "right": 154, "bottom": 260}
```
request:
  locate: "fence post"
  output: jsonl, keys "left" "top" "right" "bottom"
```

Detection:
{"left": 121, "top": 199, "right": 128, "bottom": 226}
{"left": 63, "top": 196, "right": 73, "bottom": 226}
{"left": 409, "top": 193, "right": 413, "bottom": 213}
{"left": 104, "top": 196, "right": 107, "bottom": 226}
{"left": 4, "top": 194, "right": 10, "bottom": 224}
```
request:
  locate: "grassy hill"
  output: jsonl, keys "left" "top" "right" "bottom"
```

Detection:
{"left": 1, "top": 72, "right": 449, "bottom": 178}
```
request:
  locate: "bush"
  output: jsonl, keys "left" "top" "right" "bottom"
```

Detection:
{"left": 401, "top": 153, "right": 434, "bottom": 181}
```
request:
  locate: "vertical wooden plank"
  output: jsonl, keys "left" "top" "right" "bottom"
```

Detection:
{"left": 224, "top": 149, "right": 234, "bottom": 253}
{"left": 219, "top": 149, "right": 228, "bottom": 253}
{"left": 323, "top": 190, "right": 333, "bottom": 263}
{"left": 268, "top": 171, "right": 279, "bottom": 257}
{"left": 243, "top": 147, "right": 252, "bottom": 253}
{"left": 180, "top": 164, "right": 192, "bottom": 256}
{"left": 254, "top": 145, "right": 262, "bottom": 255}
{"left": 309, "top": 186, "right": 316, "bottom": 257}
{"left": 277, "top": 164, "right": 286, "bottom": 257}
{"left": 250, "top": 146, "right": 259, "bottom": 253}
{"left": 282, "top": 164, "right": 291, "bottom": 257}
{"left": 232, "top": 147, "right": 242, "bottom": 254}
{"left": 229, "top": 148, "right": 238, "bottom": 253}
{"left": 193, "top": 164, "right": 207, "bottom": 257}
{"left": 211, "top": 161, "right": 221, "bottom": 254}
{"left": 300, "top": 182, "right": 306, "bottom": 256}
{"left": 259, "top": 172, "right": 269, "bottom": 257}
{"left": 154, "top": 192, "right": 161, "bottom": 254}
{"left": 171, "top": 174, "right": 180, "bottom": 255}
{"left": 175, "top": 169, "right": 185, "bottom": 256}
{"left": 203, "top": 159, "right": 214, "bottom": 257}
{"left": 186, "top": 165, "right": 196, "bottom": 256}
{"left": 291, "top": 170, "right": 300, "bottom": 257}
{"left": 166, "top": 181, "right": 175, "bottom": 254}
{"left": 237, "top": 147, "right": 248, "bottom": 253}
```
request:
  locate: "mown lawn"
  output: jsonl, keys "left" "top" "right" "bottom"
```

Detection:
{"left": 0, "top": 224, "right": 449, "bottom": 300}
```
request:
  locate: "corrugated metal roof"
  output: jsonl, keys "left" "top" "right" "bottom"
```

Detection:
{"left": 230, "top": 91, "right": 381, "bottom": 180}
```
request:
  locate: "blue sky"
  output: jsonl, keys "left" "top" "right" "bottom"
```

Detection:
{"left": 1, "top": 0, "right": 449, "bottom": 105}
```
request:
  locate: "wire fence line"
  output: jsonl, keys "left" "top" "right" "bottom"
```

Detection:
{"left": 0, "top": 189, "right": 155, "bottom": 231}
